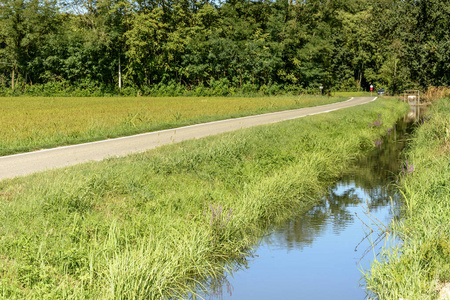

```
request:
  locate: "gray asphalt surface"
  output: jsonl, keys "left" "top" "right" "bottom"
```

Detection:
{"left": 0, "top": 97, "right": 376, "bottom": 180}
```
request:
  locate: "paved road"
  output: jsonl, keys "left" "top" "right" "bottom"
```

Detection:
{"left": 0, "top": 97, "right": 376, "bottom": 180}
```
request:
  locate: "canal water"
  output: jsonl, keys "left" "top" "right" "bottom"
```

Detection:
{"left": 201, "top": 107, "right": 425, "bottom": 300}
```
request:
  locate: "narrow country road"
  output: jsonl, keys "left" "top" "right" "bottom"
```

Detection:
{"left": 0, "top": 97, "right": 376, "bottom": 180}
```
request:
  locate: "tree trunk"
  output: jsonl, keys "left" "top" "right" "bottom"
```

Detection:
{"left": 11, "top": 67, "right": 15, "bottom": 90}
{"left": 393, "top": 58, "right": 397, "bottom": 94}
{"left": 119, "top": 56, "right": 122, "bottom": 90}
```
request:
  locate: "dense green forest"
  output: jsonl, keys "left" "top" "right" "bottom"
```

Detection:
{"left": 0, "top": 0, "right": 449, "bottom": 96}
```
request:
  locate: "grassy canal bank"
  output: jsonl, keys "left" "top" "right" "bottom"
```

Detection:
{"left": 0, "top": 98, "right": 407, "bottom": 298}
{"left": 365, "top": 98, "right": 450, "bottom": 300}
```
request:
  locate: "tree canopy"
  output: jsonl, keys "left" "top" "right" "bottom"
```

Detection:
{"left": 0, "top": 0, "right": 449, "bottom": 95}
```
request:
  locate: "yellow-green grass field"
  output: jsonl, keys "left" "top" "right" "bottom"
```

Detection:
{"left": 332, "top": 91, "right": 375, "bottom": 97}
{"left": 0, "top": 95, "right": 346, "bottom": 156}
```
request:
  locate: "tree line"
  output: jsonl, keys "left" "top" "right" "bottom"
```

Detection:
{"left": 0, "top": 0, "right": 449, "bottom": 96}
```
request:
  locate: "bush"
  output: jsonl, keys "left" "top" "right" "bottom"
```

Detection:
{"left": 208, "top": 78, "right": 230, "bottom": 96}
{"left": 0, "top": 79, "right": 365, "bottom": 98}
{"left": 241, "top": 82, "right": 258, "bottom": 95}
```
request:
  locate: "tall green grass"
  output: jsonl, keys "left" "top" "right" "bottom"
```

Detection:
{"left": 364, "top": 98, "right": 450, "bottom": 299}
{"left": 0, "top": 98, "right": 407, "bottom": 298}
{"left": 0, "top": 95, "right": 345, "bottom": 156}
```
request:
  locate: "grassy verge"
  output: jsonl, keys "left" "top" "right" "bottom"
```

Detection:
{"left": 0, "top": 95, "right": 345, "bottom": 156}
{"left": 364, "top": 98, "right": 450, "bottom": 299}
{"left": 0, "top": 98, "right": 407, "bottom": 299}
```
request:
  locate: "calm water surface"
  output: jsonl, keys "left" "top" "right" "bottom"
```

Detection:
{"left": 202, "top": 114, "right": 421, "bottom": 300}
{"left": 215, "top": 180, "right": 399, "bottom": 299}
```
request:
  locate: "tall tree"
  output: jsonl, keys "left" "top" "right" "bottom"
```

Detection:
{"left": 0, "top": 0, "right": 59, "bottom": 87}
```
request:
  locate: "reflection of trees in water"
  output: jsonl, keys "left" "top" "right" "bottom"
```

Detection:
{"left": 268, "top": 117, "right": 413, "bottom": 251}
{"left": 352, "top": 119, "right": 411, "bottom": 184}
{"left": 266, "top": 187, "right": 362, "bottom": 251}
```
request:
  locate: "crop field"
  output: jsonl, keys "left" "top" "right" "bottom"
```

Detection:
{"left": 332, "top": 91, "right": 374, "bottom": 97}
{"left": 0, "top": 95, "right": 346, "bottom": 156}
{"left": 365, "top": 98, "right": 450, "bottom": 299}
{"left": 0, "top": 98, "right": 408, "bottom": 298}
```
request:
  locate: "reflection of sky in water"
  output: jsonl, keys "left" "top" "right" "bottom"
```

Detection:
{"left": 214, "top": 182, "right": 398, "bottom": 300}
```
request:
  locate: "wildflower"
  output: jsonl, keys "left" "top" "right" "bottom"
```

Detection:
{"left": 227, "top": 208, "right": 232, "bottom": 223}
{"left": 402, "top": 160, "right": 415, "bottom": 175}
{"left": 406, "top": 160, "right": 414, "bottom": 174}
{"left": 368, "top": 114, "right": 383, "bottom": 127}
{"left": 375, "top": 139, "right": 382, "bottom": 149}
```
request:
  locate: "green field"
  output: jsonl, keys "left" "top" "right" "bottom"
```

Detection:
{"left": 0, "top": 95, "right": 346, "bottom": 156}
{"left": 0, "top": 98, "right": 407, "bottom": 298}
{"left": 365, "top": 98, "right": 450, "bottom": 299}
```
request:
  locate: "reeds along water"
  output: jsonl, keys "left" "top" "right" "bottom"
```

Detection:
{"left": 365, "top": 98, "right": 450, "bottom": 299}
